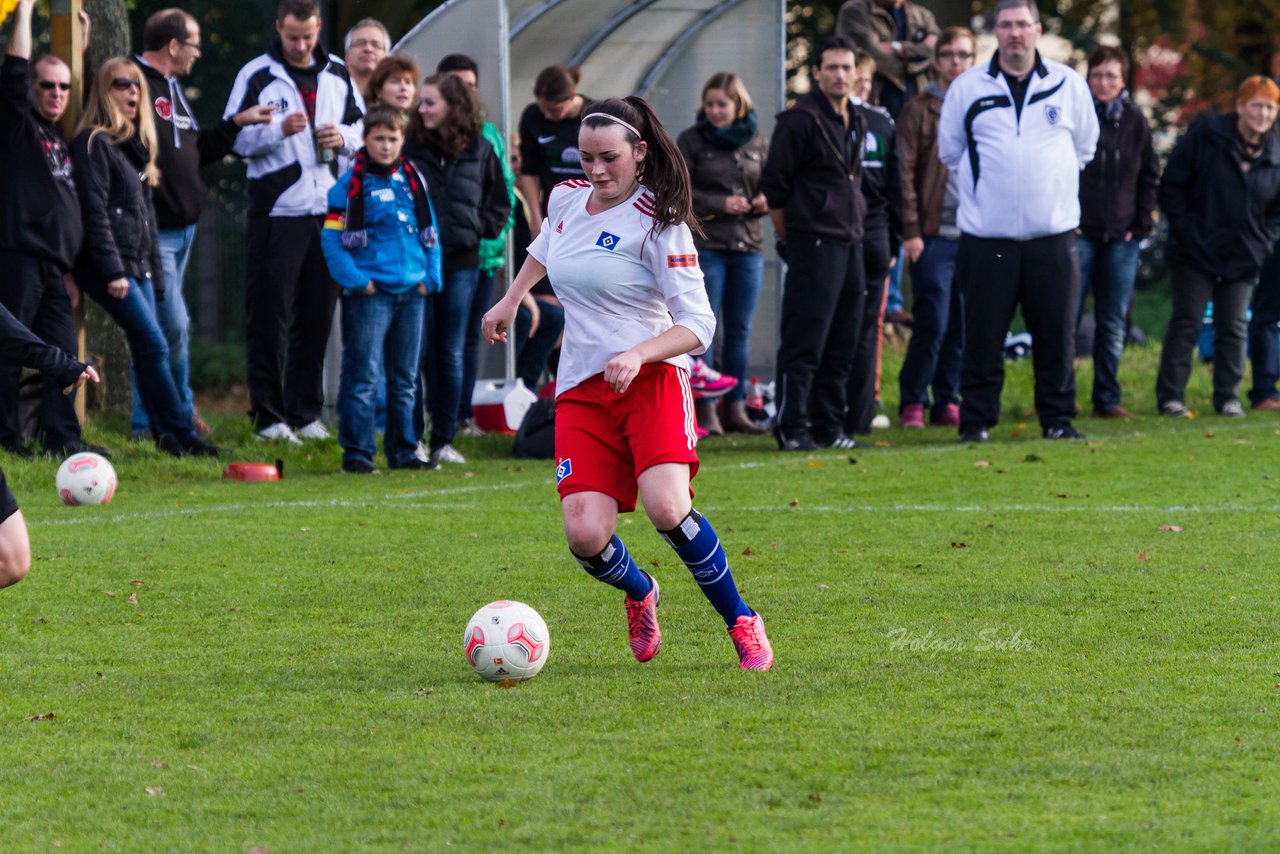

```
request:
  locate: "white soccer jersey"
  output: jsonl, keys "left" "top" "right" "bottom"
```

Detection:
{"left": 527, "top": 180, "right": 716, "bottom": 396}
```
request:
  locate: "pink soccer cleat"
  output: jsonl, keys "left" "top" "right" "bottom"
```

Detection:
{"left": 624, "top": 574, "right": 662, "bottom": 662}
{"left": 728, "top": 613, "right": 774, "bottom": 671}
{"left": 689, "top": 358, "right": 738, "bottom": 400}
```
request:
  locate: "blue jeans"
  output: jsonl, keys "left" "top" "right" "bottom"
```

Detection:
{"left": 514, "top": 296, "right": 565, "bottom": 391}
{"left": 130, "top": 225, "right": 197, "bottom": 434}
{"left": 898, "top": 237, "right": 963, "bottom": 415}
{"left": 1248, "top": 247, "right": 1280, "bottom": 404}
{"left": 458, "top": 270, "right": 496, "bottom": 422}
{"left": 1076, "top": 235, "right": 1140, "bottom": 410}
{"left": 884, "top": 246, "right": 907, "bottom": 315}
{"left": 700, "top": 249, "right": 764, "bottom": 403}
{"left": 417, "top": 267, "right": 479, "bottom": 451}
{"left": 339, "top": 289, "right": 424, "bottom": 467}
{"left": 89, "top": 277, "right": 196, "bottom": 445}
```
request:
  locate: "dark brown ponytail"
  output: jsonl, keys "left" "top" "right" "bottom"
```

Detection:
{"left": 580, "top": 96, "right": 704, "bottom": 239}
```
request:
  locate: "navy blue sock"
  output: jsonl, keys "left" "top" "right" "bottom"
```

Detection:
{"left": 659, "top": 509, "right": 752, "bottom": 627}
{"left": 572, "top": 535, "right": 652, "bottom": 601}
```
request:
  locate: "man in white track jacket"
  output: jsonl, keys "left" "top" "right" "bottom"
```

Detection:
{"left": 224, "top": 0, "right": 363, "bottom": 443}
{"left": 937, "top": 0, "right": 1098, "bottom": 442}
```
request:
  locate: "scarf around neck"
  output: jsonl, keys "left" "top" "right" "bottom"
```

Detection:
{"left": 696, "top": 111, "right": 758, "bottom": 150}
{"left": 341, "top": 149, "right": 438, "bottom": 251}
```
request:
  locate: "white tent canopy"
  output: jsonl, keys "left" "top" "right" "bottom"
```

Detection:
{"left": 395, "top": 0, "right": 786, "bottom": 380}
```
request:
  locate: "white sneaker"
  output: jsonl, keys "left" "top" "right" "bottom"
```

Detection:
{"left": 256, "top": 422, "right": 302, "bottom": 445}
{"left": 295, "top": 420, "right": 332, "bottom": 441}
{"left": 431, "top": 443, "right": 467, "bottom": 464}
{"left": 414, "top": 441, "right": 431, "bottom": 463}
{"left": 457, "top": 418, "right": 485, "bottom": 437}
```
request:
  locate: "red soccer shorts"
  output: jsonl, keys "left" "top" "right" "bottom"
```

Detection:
{"left": 554, "top": 362, "right": 700, "bottom": 513}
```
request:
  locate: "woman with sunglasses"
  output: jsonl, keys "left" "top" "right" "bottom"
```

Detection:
{"left": 70, "top": 58, "right": 220, "bottom": 457}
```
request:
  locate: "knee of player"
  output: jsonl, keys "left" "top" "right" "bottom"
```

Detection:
{"left": 562, "top": 512, "right": 613, "bottom": 557}
{"left": 0, "top": 549, "right": 30, "bottom": 589}
{"left": 643, "top": 497, "right": 692, "bottom": 533}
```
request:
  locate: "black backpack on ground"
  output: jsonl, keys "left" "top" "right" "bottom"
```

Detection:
{"left": 513, "top": 398, "right": 556, "bottom": 459}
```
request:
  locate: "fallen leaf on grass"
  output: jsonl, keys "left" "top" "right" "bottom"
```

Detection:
{"left": 26, "top": 712, "right": 55, "bottom": 722}
{"left": 1159, "top": 525, "right": 1184, "bottom": 533}
{"left": 464, "top": 471, "right": 476, "bottom": 478}
{"left": 742, "top": 547, "right": 753, "bottom": 556}
{"left": 973, "top": 460, "right": 991, "bottom": 468}
{"left": 415, "top": 688, "right": 434, "bottom": 696}
{"left": 145, "top": 786, "right": 164, "bottom": 797}
{"left": 807, "top": 460, "right": 822, "bottom": 468}
{"left": 129, "top": 580, "right": 145, "bottom": 587}
{"left": 1138, "top": 550, "right": 1150, "bottom": 561}
{"left": 496, "top": 679, "right": 520, "bottom": 689}
{"left": 151, "top": 759, "right": 165, "bottom": 768}
{"left": 102, "top": 591, "right": 116, "bottom": 597}
{"left": 873, "top": 441, "right": 893, "bottom": 448}
{"left": 127, "top": 593, "right": 139, "bottom": 606}
{"left": 951, "top": 541, "right": 968, "bottom": 549}
{"left": 808, "top": 792, "right": 823, "bottom": 803}
{"left": 248, "top": 848, "right": 271, "bottom": 854}
{"left": 788, "top": 499, "right": 800, "bottom": 508}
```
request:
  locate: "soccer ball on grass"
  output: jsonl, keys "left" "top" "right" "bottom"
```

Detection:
{"left": 463, "top": 600, "right": 550, "bottom": 682}
{"left": 56, "top": 453, "right": 117, "bottom": 506}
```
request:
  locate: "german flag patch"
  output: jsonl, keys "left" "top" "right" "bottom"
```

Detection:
{"left": 667, "top": 254, "right": 697, "bottom": 269}
{"left": 323, "top": 212, "right": 345, "bottom": 231}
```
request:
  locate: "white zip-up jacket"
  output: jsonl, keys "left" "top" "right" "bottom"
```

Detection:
{"left": 223, "top": 40, "right": 364, "bottom": 218}
{"left": 938, "top": 52, "right": 1098, "bottom": 240}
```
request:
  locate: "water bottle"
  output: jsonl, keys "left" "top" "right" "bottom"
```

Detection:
{"left": 746, "top": 377, "right": 764, "bottom": 411}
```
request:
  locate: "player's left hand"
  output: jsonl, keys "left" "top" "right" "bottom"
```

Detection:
{"left": 604, "top": 350, "right": 643, "bottom": 394}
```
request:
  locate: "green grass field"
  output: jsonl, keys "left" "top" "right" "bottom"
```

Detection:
{"left": 2, "top": 345, "right": 1279, "bottom": 851}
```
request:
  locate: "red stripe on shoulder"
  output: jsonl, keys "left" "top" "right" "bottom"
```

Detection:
{"left": 632, "top": 201, "right": 655, "bottom": 218}
{"left": 554, "top": 179, "right": 591, "bottom": 190}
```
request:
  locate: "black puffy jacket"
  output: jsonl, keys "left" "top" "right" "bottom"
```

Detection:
{"left": 1159, "top": 112, "right": 1280, "bottom": 282}
{"left": 405, "top": 133, "right": 509, "bottom": 272}
{"left": 70, "top": 129, "right": 164, "bottom": 298}
{"left": 1079, "top": 97, "right": 1159, "bottom": 242}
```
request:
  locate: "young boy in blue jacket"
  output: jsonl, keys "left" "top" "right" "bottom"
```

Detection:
{"left": 323, "top": 107, "right": 444, "bottom": 473}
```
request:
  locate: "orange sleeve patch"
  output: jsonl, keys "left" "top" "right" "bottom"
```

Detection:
{"left": 666, "top": 254, "right": 697, "bottom": 269}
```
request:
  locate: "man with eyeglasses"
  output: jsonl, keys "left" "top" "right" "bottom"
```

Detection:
{"left": 343, "top": 18, "right": 389, "bottom": 102}
{"left": 0, "top": 0, "right": 109, "bottom": 459}
{"left": 129, "top": 8, "right": 274, "bottom": 444}
{"left": 938, "top": 0, "right": 1098, "bottom": 443}
{"left": 894, "top": 26, "right": 975, "bottom": 431}
{"left": 1076, "top": 45, "right": 1159, "bottom": 421}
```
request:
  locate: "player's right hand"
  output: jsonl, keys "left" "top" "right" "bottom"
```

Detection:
{"left": 63, "top": 365, "right": 100, "bottom": 395}
{"left": 106, "top": 277, "right": 129, "bottom": 299}
{"left": 481, "top": 300, "right": 518, "bottom": 345}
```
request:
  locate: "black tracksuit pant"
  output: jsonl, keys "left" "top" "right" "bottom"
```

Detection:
{"left": 244, "top": 215, "right": 339, "bottom": 430}
{"left": 844, "top": 227, "right": 891, "bottom": 435}
{"left": 0, "top": 250, "right": 82, "bottom": 451}
{"left": 957, "top": 231, "right": 1080, "bottom": 432}
{"left": 775, "top": 232, "right": 866, "bottom": 443}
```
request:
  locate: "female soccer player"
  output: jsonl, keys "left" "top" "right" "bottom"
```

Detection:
{"left": 482, "top": 97, "right": 773, "bottom": 671}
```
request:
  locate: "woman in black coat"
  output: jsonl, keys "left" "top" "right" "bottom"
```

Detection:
{"left": 70, "top": 58, "right": 218, "bottom": 457}
{"left": 1155, "top": 76, "right": 1280, "bottom": 418}
{"left": 404, "top": 73, "right": 510, "bottom": 465}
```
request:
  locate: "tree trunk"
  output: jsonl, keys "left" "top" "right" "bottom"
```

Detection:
{"left": 81, "top": 0, "right": 134, "bottom": 413}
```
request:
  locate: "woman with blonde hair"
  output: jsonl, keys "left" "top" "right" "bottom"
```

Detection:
{"left": 70, "top": 57, "right": 219, "bottom": 456}
{"left": 676, "top": 72, "right": 770, "bottom": 434}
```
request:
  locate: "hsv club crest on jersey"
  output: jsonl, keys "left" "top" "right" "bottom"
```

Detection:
{"left": 556, "top": 458, "right": 573, "bottom": 483}
{"left": 596, "top": 231, "right": 621, "bottom": 250}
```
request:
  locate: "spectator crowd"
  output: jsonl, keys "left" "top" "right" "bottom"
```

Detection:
{"left": 3, "top": 0, "right": 1280, "bottom": 475}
